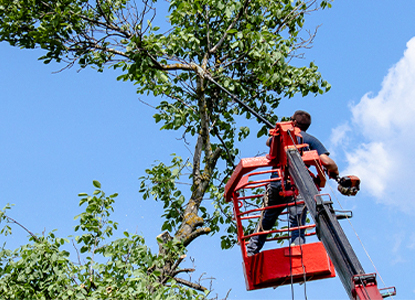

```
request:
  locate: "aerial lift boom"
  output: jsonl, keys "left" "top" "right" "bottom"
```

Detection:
{"left": 287, "top": 147, "right": 394, "bottom": 299}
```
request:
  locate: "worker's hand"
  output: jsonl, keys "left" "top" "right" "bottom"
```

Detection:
{"left": 327, "top": 170, "right": 340, "bottom": 179}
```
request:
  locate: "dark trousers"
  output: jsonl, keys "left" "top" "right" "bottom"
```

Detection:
{"left": 246, "top": 181, "right": 307, "bottom": 256}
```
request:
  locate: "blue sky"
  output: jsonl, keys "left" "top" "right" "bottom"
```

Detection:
{"left": 1, "top": 1, "right": 415, "bottom": 299}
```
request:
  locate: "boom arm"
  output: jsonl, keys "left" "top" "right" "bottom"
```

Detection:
{"left": 286, "top": 148, "right": 394, "bottom": 299}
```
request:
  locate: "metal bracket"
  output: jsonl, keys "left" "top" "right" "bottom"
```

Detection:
{"left": 379, "top": 286, "right": 397, "bottom": 299}
{"left": 335, "top": 210, "right": 353, "bottom": 220}
{"left": 314, "top": 193, "right": 333, "bottom": 207}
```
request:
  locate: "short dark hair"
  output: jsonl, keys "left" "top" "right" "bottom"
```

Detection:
{"left": 292, "top": 110, "right": 311, "bottom": 131}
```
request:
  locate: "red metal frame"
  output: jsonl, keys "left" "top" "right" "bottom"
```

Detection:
{"left": 352, "top": 274, "right": 396, "bottom": 300}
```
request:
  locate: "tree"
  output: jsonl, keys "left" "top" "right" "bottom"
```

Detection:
{"left": 0, "top": 0, "right": 332, "bottom": 298}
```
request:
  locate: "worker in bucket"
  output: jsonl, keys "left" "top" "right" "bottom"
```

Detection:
{"left": 247, "top": 110, "right": 339, "bottom": 256}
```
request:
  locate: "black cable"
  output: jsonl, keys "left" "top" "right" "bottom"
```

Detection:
{"left": 288, "top": 201, "right": 295, "bottom": 300}
{"left": 297, "top": 201, "right": 308, "bottom": 300}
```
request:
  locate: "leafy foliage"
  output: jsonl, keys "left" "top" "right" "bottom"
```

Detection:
{"left": 0, "top": 0, "right": 333, "bottom": 296}
{"left": 139, "top": 155, "right": 190, "bottom": 232}
{"left": 0, "top": 183, "right": 209, "bottom": 299}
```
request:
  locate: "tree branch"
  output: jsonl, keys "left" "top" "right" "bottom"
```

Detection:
{"left": 172, "top": 268, "right": 196, "bottom": 277}
{"left": 170, "top": 254, "right": 187, "bottom": 274}
{"left": 173, "top": 277, "right": 208, "bottom": 292}
{"left": 182, "top": 227, "right": 211, "bottom": 247}
{"left": 96, "top": 0, "right": 112, "bottom": 28}
{"left": 208, "top": 147, "right": 223, "bottom": 171}
{"left": 2, "top": 215, "right": 39, "bottom": 243}
{"left": 72, "top": 239, "right": 83, "bottom": 266}
{"left": 192, "top": 135, "right": 203, "bottom": 179}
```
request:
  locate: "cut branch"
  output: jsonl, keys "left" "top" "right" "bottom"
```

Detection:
{"left": 182, "top": 227, "right": 211, "bottom": 247}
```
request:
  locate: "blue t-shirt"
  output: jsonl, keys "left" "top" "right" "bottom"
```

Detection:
{"left": 299, "top": 131, "right": 329, "bottom": 156}
{"left": 269, "top": 130, "right": 329, "bottom": 179}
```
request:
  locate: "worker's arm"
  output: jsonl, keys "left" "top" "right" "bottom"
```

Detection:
{"left": 320, "top": 153, "right": 339, "bottom": 178}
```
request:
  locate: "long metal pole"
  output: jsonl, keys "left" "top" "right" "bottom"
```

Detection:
{"left": 203, "top": 74, "right": 275, "bottom": 129}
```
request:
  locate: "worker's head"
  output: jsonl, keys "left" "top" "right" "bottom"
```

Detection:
{"left": 291, "top": 110, "right": 311, "bottom": 131}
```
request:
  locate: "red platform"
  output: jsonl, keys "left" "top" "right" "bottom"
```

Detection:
{"left": 243, "top": 242, "right": 336, "bottom": 290}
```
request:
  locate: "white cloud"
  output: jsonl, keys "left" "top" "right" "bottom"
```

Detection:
{"left": 330, "top": 122, "right": 351, "bottom": 148}
{"left": 333, "top": 36, "right": 415, "bottom": 213}
{"left": 351, "top": 37, "right": 415, "bottom": 140}
{"left": 344, "top": 142, "right": 394, "bottom": 198}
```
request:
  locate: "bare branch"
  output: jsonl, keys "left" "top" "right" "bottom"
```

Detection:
{"left": 173, "top": 277, "right": 208, "bottom": 292}
{"left": 172, "top": 268, "right": 196, "bottom": 277}
{"left": 2, "top": 215, "right": 39, "bottom": 243}
{"left": 72, "top": 239, "right": 83, "bottom": 266}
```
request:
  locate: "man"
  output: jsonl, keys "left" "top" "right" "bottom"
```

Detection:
{"left": 246, "top": 110, "right": 339, "bottom": 256}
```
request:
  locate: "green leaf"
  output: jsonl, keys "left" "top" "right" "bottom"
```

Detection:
{"left": 92, "top": 180, "right": 101, "bottom": 188}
